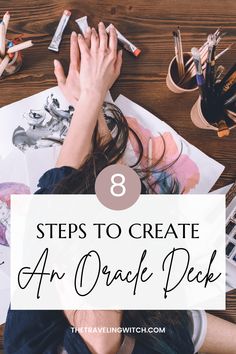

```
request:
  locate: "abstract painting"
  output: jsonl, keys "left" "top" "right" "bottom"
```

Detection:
{"left": 115, "top": 95, "right": 224, "bottom": 194}
{"left": 12, "top": 94, "right": 74, "bottom": 152}
{"left": 0, "top": 87, "right": 73, "bottom": 158}
{"left": 0, "top": 183, "right": 30, "bottom": 246}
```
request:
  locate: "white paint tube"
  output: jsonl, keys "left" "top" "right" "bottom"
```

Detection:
{"left": 48, "top": 10, "right": 71, "bottom": 52}
{"left": 106, "top": 24, "right": 141, "bottom": 57}
{"left": 75, "top": 16, "right": 89, "bottom": 35}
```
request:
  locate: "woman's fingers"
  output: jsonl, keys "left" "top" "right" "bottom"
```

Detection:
{"left": 78, "top": 33, "right": 90, "bottom": 57}
{"left": 108, "top": 24, "right": 118, "bottom": 53}
{"left": 98, "top": 22, "right": 108, "bottom": 51}
{"left": 84, "top": 26, "right": 92, "bottom": 48}
{"left": 91, "top": 27, "right": 99, "bottom": 53}
{"left": 54, "top": 59, "right": 66, "bottom": 87}
{"left": 70, "top": 31, "right": 80, "bottom": 70}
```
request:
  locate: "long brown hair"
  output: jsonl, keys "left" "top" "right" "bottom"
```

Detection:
{"left": 53, "top": 102, "right": 181, "bottom": 195}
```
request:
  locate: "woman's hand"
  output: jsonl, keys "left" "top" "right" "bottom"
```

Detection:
{"left": 56, "top": 23, "right": 122, "bottom": 169}
{"left": 78, "top": 22, "right": 122, "bottom": 100}
{"left": 54, "top": 28, "right": 92, "bottom": 106}
{"left": 54, "top": 23, "right": 122, "bottom": 106}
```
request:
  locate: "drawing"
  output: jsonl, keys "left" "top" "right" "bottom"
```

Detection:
{"left": 0, "top": 183, "right": 30, "bottom": 246}
{"left": 12, "top": 94, "right": 74, "bottom": 152}
{"left": 115, "top": 95, "right": 224, "bottom": 194}
{"left": 127, "top": 116, "right": 200, "bottom": 193}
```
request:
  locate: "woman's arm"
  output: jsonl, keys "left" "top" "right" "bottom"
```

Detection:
{"left": 56, "top": 92, "right": 103, "bottom": 168}
{"left": 54, "top": 24, "right": 122, "bottom": 168}
{"left": 200, "top": 313, "right": 236, "bottom": 354}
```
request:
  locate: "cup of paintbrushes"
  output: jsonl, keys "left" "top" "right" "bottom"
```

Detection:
{"left": 0, "top": 39, "right": 25, "bottom": 79}
{"left": 190, "top": 96, "right": 236, "bottom": 137}
{"left": 166, "top": 52, "right": 198, "bottom": 93}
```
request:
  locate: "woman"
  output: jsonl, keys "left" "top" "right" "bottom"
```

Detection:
{"left": 4, "top": 23, "right": 236, "bottom": 354}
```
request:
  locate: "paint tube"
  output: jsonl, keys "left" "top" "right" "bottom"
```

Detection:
{"left": 106, "top": 24, "right": 141, "bottom": 57}
{"left": 48, "top": 10, "right": 71, "bottom": 52}
{"left": 75, "top": 16, "right": 89, "bottom": 35}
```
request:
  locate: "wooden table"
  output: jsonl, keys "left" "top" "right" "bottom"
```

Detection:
{"left": 0, "top": 0, "right": 236, "bottom": 351}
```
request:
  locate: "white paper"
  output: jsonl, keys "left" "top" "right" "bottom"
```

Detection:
{"left": 0, "top": 149, "right": 29, "bottom": 185}
{"left": 0, "top": 88, "right": 115, "bottom": 323}
{"left": 0, "top": 245, "right": 10, "bottom": 278}
{"left": 0, "top": 86, "right": 73, "bottom": 158}
{"left": 0, "top": 152, "right": 30, "bottom": 248}
{"left": 25, "top": 146, "right": 60, "bottom": 193}
{"left": 115, "top": 95, "right": 224, "bottom": 194}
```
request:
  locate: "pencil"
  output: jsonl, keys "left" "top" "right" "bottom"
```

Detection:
{"left": 3, "top": 11, "right": 10, "bottom": 33}
{"left": 7, "top": 40, "right": 33, "bottom": 54}
{"left": 0, "top": 55, "right": 10, "bottom": 77}
{"left": 0, "top": 21, "right": 6, "bottom": 57}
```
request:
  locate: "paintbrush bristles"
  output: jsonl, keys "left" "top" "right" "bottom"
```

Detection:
{"left": 191, "top": 47, "right": 200, "bottom": 60}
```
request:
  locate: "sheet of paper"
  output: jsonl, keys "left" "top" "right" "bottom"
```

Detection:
{"left": 0, "top": 149, "right": 29, "bottom": 185}
{"left": 0, "top": 245, "right": 10, "bottom": 278}
{"left": 0, "top": 153, "right": 30, "bottom": 247}
{"left": 115, "top": 95, "right": 224, "bottom": 194}
{"left": 0, "top": 86, "right": 73, "bottom": 158}
{"left": 0, "top": 87, "right": 114, "bottom": 159}
{"left": 0, "top": 88, "right": 114, "bottom": 324}
{"left": 23, "top": 90, "right": 113, "bottom": 193}
{"left": 25, "top": 146, "right": 60, "bottom": 193}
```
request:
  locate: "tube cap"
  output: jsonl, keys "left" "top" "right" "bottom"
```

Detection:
{"left": 134, "top": 48, "right": 141, "bottom": 57}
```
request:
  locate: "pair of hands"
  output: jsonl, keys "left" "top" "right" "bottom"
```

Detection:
{"left": 54, "top": 22, "right": 122, "bottom": 107}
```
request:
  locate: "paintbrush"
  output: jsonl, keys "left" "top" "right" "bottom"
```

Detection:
{"left": 224, "top": 92, "right": 236, "bottom": 107}
{"left": 205, "top": 34, "right": 217, "bottom": 94}
{"left": 173, "top": 31, "right": 184, "bottom": 79}
{"left": 217, "top": 62, "right": 236, "bottom": 95}
{"left": 191, "top": 47, "right": 206, "bottom": 100}
{"left": 177, "top": 26, "right": 185, "bottom": 77}
{"left": 215, "top": 65, "right": 225, "bottom": 83}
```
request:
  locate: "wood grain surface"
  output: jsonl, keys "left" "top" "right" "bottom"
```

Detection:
{"left": 0, "top": 0, "right": 236, "bottom": 352}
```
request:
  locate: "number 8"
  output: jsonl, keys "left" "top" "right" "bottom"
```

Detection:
{"left": 110, "top": 173, "right": 126, "bottom": 197}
